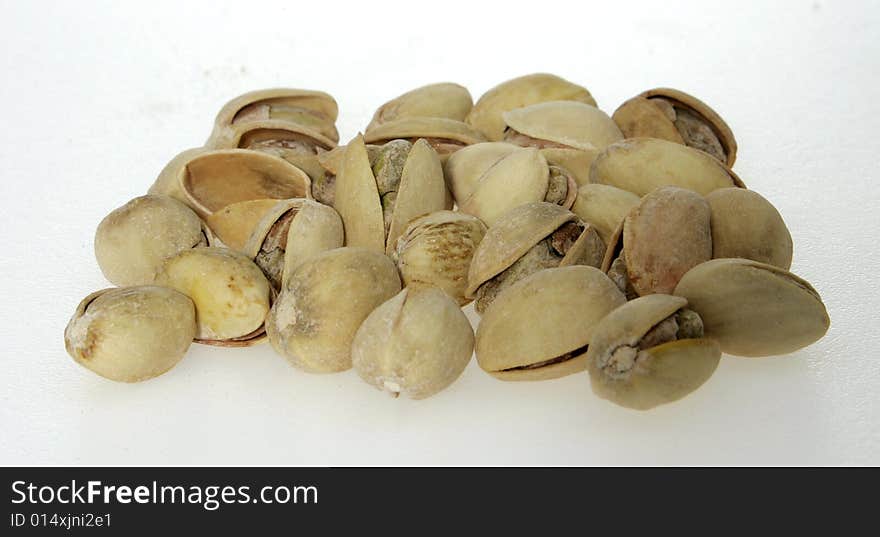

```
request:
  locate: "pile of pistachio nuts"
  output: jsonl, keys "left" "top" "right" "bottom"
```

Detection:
{"left": 64, "top": 74, "right": 830, "bottom": 409}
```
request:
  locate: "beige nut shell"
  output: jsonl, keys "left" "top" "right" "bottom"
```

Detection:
{"left": 366, "top": 82, "right": 473, "bottom": 131}
{"left": 204, "top": 199, "right": 280, "bottom": 252}
{"left": 706, "top": 188, "right": 793, "bottom": 269}
{"left": 502, "top": 101, "right": 623, "bottom": 152}
{"left": 363, "top": 116, "right": 485, "bottom": 147}
{"left": 570, "top": 184, "right": 640, "bottom": 245}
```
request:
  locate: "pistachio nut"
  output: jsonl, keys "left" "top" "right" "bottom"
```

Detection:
{"left": 391, "top": 210, "right": 486, "bottom": 305}
{"left": 591, "top": 137, "right": 745, "bottom": 196}
{"left": 148, "top": 147, "right": 209, "bottom": 201}
{"left": 64, "top": 286, "right": 196, "bottom": 382}
{"left": 613, "top": 88, "right": 737, "bottom": 166}
{"left": 155, "top": 247, "right": 272, "bottom": 346}
{"left": 446, "top": 143, "right": 577, "bottom": 226}
{"left": 242, "top": 199, "right": 344, "bottom": 291}
{"left": 366, "top": 82, "right": 473, "bottom": 131}
{"left": 502, "top": 101, "right": 623, "bottom": 152}
{"left": 352, "top": 287, "right": 474, "bottom": 399}
{"left": 467, "top": 202, "right": 605, "bottom": 314}
{"left": 706, "top": 188, "right": 793, "bottom": 269}
{"left": 363, "top": 117, "right": 485, "bottom": 159}
{"left": 466, "top": 73, "right": 597, "bottom": 141}
{"left": 95, "top": 195, "right": 210, "bottom": 286}
{"left": 312, "top": 143, "right": 386, "bottom": 207}
{"left": 602, "top": 186, "right": 712, "bottom": 297}
{"left": 570, "top": 183, "right": 640, "bottom": 245}
{"left": 265, "top": 247, "right": 402, "bottom": 373}
{"left": 539, "top": 147, "right": 599, "bottom": 187}
{"left": 476, "top": 266, "right": 626, "bottom": 381}
{"left": 334, "top": 135, "right": 447, "bottom": 254}
{"left": 204, "top": 199, "right": 279, "bottom": 252}
{"left": 674, "top": 258, "right": 830, "bottom": 357}
{"left": 585, "top": 294, "right": 720, "bottom": 410}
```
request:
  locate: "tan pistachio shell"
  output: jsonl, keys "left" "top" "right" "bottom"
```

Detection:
{"left": 64, "top": 286, "right": 197, "bottom": 382}
{"left": 155, "top": 246, "right": 272, "bottom": 346}
{"left": 209, "top": 116, "right": 338, "bottom": 152}
{"left": 466, "top": 73, "right": 597, "bottom": 141}
{"left": 265, "top": 247, "right": 402, "bottom": 373}
{"left": 352, "top": 287, "right": 474, "bottom": 399}
{"left": 392, "top": 211, "right": 487, "bottom": 306}
{"left": 366, "top": 82, "right": 473, "bottom": 131}
{"left": 476, "top": 266, "right": 626, "bottom": 381}
{"left": 443, "top": 142, "right": 521, "bottom": 203}
{"left": 706, "top": 188, "right": 793, "bottom": 269}
{"left": 95, "top": 195, "right": 210, "bottom": 286}
{"left": 591, "top": 137, "right": 744, "bottom": 196}
{"left": 177, "top": 149, "right": 312, "bottom": 219}
{"left": 502, "top": 101, "right": 623, "bottom": 151}
{"left": 570, "top": 184, "right": 640, "bottom": 245}
{"left": 585, "top": 294, "right": 720, "bottom": 410}
{"left": 613, "top": 88, "right": 737, "bottom": 167}
{"left": 674, "top": 258, "right": 830, "bottom": 357}
{"left": 363, "top": 117, "right": 485, "bottom": 150}
{"left": 148, "top": 147, "right": 210, "bottom": 201}
{"left": 539, "top": 147, "right": 599, "bottom": 187}
{"left": 204, "top": 199, "right": 280, "bottom": 252}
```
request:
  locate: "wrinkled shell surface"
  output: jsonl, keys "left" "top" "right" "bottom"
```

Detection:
{"left": 706, "top": 188, "right": 793, "bottom": 269}
{"left": 367, "top": 82, "right": 473, "bottom": 131}
{"left": 95, "top": 195, "right": 208, "bottom": 286}
{"left": 674, "top": 258, "right": 830, "bottom": 357}
{"left": 352, "top": 287, "right": 474, "bottom": 399}
{"left": 64, "top": 286, "right": 196, "bottom": 382}
{"left": 502, "top": 101, "right": 623, "bottom": 151}
{"left": 570, "top": 183, "right": 640, "bottom": 245}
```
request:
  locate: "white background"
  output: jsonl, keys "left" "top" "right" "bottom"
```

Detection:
{"left": 1, "top": 0, "right": 877, "bottom": 465}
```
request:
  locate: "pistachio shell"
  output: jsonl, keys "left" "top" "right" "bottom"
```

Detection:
{"left": 443, "top": 142, "right": 520, "bottom": 203}
{"left": 366, "top": 82, "right": 473, "bottom": 131}
{"left": 281, "top": 200, "right": 344, "bottom": 285}
{"left": 204, "top": 199, "right": 280, "bottom": 252}
{"left": 706, "top": 188, "right": 793, "bottom": 269}
{"left": 570, "top": 184, "right": 640, "bottom": 244}
{"left": 613, "top": 88, "right": 737, "bottom": 167}
{"left": 265, "top": 247, "right": 402, "bottom": 373}
{"left": 209, "top": 117, "right": 338, "bottom": 152}
{"left": 363, "top": 116, "right": 485, "bottom": 153}
{"left": 466, "top": 73, "right": 597, "bottom": 141}
{"left": 155, "top": 247, "right": 272, "bottom": 346}
{"left": 621, "top": 187, "right": 712, "bottom": 296}
{"left": 502, "top": 101, "right": 623, "bottom": 151}
{"left": 148, "top": 147, "right": 209, "bottom": 201}
{"left": 539, "top": 147, "right": 599, "bottom": 187}
{"left": 64, "top": 286, "right": 196, "bottom": 382}
{"left": 591, "top": 138, "right": 743, "bottom": 196}
{"left": 476, "top": 266, "right": 626, "bottom": 381}
{"left": 585, "top": 294, "right": 720, "bottom": 410}
{"left": 352, "top": 287, "right": 474, "bottom": 399}
{"left": 674, "top": 258, "right": 830, "bottom": 357}
{"left": 95, "top": 195, "right": 209, "bottom": 286}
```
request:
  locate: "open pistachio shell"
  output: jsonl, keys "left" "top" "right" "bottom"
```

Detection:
{"left": 242, "top": 199, "right": 344, "bottom": 291}
{"left": 539, "top": 147, "right": 599, "bottom": 187}
{"left": 444, "top": 142, "right": 520, "bottom": 203}
{"left": 502, "top": 101, "right": 623, "bottom": 152}
{"left": 95, "top": 195, "right": 210, "bottom": 286}
{"left": 706, "top": 188, "right": 793, "bottom": 269}
{"left": 266, "top": 247, "right": 401, "bottom": 373}
{"left": 466, "top": 73, "right": 597, "bottom": 141}
{"left": 613, "top": 88, "right": 737, "bottom": 167}
{"left": 392, "top": 211, "right": 486, "bottom": 306}
{"left": 366, "top": 82, "right": 473, "bottom": 131}
{"left": 64, "top": 286, "right": 196, "bottom": 382}
{"left": 591, "top": 137, "right": 744, "bottom": 196}
{"left": 570, "top": 184, "right": 640, "bottom": 245}
{"left": 352, "top": 287, "right": 474, "bottom": 399}
{"left": 674, "top": 258, "right": 830, "bottom": 357}
{"left": 155, "top": 247, "right": 272, "bottom": 346}
{"left": 148, "top": 147, "right": 209, "bottom": 201}
{"left": 363, "top": 117, "right": 485, "bottom": 158}
{"left": 177, "top": 149, "right": 312, "bottom": 219}
{"left": 476, "top": 266, "right": 626, "bottom": 381}
{"left": 204, "top": 199, "right": 279, "bottom": 252}
{"left": 586, "top": 294, "right": 720, "bottom": 410}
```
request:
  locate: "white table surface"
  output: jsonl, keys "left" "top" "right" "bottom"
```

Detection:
{"left": 1, "top": 0, "right": 877, "bottom": 465}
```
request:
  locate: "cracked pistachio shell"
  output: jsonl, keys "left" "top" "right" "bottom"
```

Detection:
{"left": 539, "top": 147, "right": 599, "bottom": 187}
{"left": 674, "top": 258, "right": 830, "bottom": 357}
{"left": 352, "top": 287, "right": 474, "bottom": 399}
{"left": 603, "top": 187, "right": 712, "bottom": 296}
{"left": 363, "top": 117, "right": 486, "bottom": 158}
{"left": 591, "top": 138, "right": 745, "bottom": 196}
{"left": 466, "top": 73, "right": 597, "bottom": 141}
{"left": 266, "top": 247, "right": 402, "bottom": 373}
{"left": 242, "top": 199, "right": 344, "bottom": 291}
{"left": 177, "top": 149, "right": 312, "bottom": 219}
{"left": 204, "top": 199, "right": 279, "bottom": 252}
{"left": 586, "top": 295, "right": 720, "bottom": 410}
{"left": 148, "top": 147, "right": 210, "bottom": 202}
{"left": 366, "top": 82, "right": 473, "bottom": 131}
{"left": 334, "top": 135, "right": 447, "bottom": 254}
{"left": 208, "top": 88, "right": 339, "bottom": 146}
{"left": 392, "top": 211, "right": 487, "bottom": 305}
{"left": 476, "top": 266, "right": 626, "bottom": 381}
{"left": 64, "top": 286, "right": 196, "bottom": 382}
{"left": 95, "top": 195, "right": 210, "bottom": 286}
{"left": 502, "top": 101, "right": 623, "bottom": 152}
{"left": 706, "top": 188, "right": 793, "bottom": 269}
{"left": 155, "top": 247, "right": 272, "bottom": 346}
{"left": 613, "top": 88, "right": 737, "bottom": 167}
{"left": 444, "top": 142, "right": 520, "bottom": 204}
{"left": 571, "top": 184, "right": 640, "bottom": 245}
